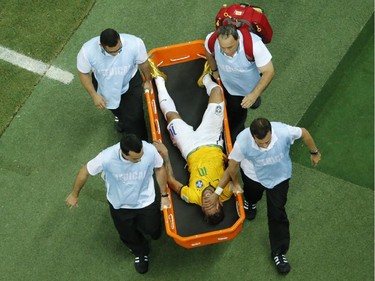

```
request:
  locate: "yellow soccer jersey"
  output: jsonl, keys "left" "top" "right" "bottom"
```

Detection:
{"left": 180, "top": 145, "right": 232, "bottom": 206}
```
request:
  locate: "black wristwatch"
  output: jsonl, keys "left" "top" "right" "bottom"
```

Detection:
{"left": 310, "top": 149, "right": 319, "bottom": 155}
{"left": 161, "top": 193, "right": 169, "bottom": 197}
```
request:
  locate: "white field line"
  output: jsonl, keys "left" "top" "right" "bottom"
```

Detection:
{"left": 0, "top": 45, "right": 74, "bottom": 84}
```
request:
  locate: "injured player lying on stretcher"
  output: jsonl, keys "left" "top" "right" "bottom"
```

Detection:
{"left": 150, "top": 59, "right": 242, "bottom": 225}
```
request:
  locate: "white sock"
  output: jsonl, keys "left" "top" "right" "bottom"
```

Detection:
{"left": 203, "top": 74, "right": 221, "bottom": 96}
{"left": 155, "top": 77, "right": 177, "bottom": 118}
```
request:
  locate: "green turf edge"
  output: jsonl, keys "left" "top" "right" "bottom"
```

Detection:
{"left": 0, "top": 62, "right": 41, "bottom": 135}
{"left": 291, "top": 13, "right": 374, "bottom": 189}
{"left": 296, "top": 13, "right": 374, "bottom": 129}
{"left": 0, "top": 0, "right": 96, "bottom": 137}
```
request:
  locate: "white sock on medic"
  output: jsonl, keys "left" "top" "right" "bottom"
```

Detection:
{"left": 155, "top": 77, "right": 177, "bottom": 118}
{"left": 202, "top": 74, "right": 221, "bottom": 96}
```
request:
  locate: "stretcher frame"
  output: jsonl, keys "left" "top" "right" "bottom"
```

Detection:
{"left": 146, "top": 40, "right": 245, "bottom": 248}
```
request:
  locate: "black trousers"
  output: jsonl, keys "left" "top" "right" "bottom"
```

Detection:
{"left": 92, "top": 71, "right": 148, "bottom": 140}
{"left": 223, "top": 87, "right": 261, "bottom": 142}
{"left": 109, "top": 200, "right": 162, "bottom": 256}
{"left": 241, "top": 171, "right": 290, "bottom": 256}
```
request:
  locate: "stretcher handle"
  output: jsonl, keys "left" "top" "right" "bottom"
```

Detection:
{"left": 169, "top": 55, "right": 190, "bottom": 62}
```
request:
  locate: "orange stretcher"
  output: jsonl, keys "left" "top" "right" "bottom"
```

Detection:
{"left": 146, "top": 40, "right": 245, "bottom": 248}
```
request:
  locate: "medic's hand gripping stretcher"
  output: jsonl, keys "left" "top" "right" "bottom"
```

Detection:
{"left": 145, "top": 40, "right": 245, "bottom": 248}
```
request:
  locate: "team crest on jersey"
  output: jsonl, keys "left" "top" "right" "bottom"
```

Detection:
{"left": 215, "top": 105, "right": 222, "bottom": 115}
{"left": 195, "top": 180, "right": 204, "bottom": 188}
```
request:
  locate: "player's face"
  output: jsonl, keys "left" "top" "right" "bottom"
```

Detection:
{"left": 218, "top": 35, "right": 239, "bottom": 57}
{"left": 254, "top": 131, "right": 272, "bottom": 149}
{"left": 122, "top": 149, "right": 144, "bottom": 163}
{"left": 202, "top": 187, "right": 222, "bottom": 216}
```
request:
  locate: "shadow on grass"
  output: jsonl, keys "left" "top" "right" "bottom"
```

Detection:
{"left": 291, "top": 14, "right": 374, "bottom": 189}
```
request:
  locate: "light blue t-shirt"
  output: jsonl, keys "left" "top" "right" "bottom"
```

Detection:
{"left": 87, "top": 141, "right": 163, "bottom": 209}
{"left": 229, "top": 122, "right": 302, "bottom": 188}
{"left": 77, "top": 34, "right": 148, "bottom": 109}
{"left": 204, "top": 31, "right": 272, "bottom": 97}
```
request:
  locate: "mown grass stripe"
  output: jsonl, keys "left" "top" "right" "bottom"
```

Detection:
{"left": 0, "top": 45, "right": 73, "bottom": 84}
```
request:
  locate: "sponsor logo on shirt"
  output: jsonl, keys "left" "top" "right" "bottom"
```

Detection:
{"left": 97, "top": 66, "right": 132, "bottom": 76}
{"left": 255, "top": 152, "right": 285, "bottom": 166}
{"left": 114, "top": 171, "right": 147, "bottom": 182}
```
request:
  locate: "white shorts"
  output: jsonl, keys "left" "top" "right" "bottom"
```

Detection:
{"left": 167, "top": 102, "right": 224, "bottom": 159}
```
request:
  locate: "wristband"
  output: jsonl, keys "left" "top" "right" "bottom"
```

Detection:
{"left": 214, "top": 187, "right": 224, "bottom": 196}
{"left": 161, "top": 193, "right": 169, "bottom": 198}
{"left": 310, "top": 149, "right": 319, "bottom": 155}
{"left": 211, "top": 68, "right": 218, "bottom": 72}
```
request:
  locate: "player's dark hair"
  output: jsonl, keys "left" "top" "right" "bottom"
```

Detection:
{"left": 120, "top": 134, "right": 142, "bottom": 156}
{"left": 100, "top": 28, "right": 120, "bottom": 47}
{"left": 217, "top": 25, "right": 239, "bottom": 40}
{"left": 206, "top": 207, "right": 225, "bottom": 226}
{"left": 250, "top": 117, "right": 272, "bottom": 139}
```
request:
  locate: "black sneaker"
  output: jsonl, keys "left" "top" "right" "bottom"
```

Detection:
{"left": 134, "top": 255, "right": 149, "bottom": 274}
{"left": 114, "top": 117, "right": 124, "bottom": 133}
{"left": 273, "top": 254, "right": 291, "bottom": 274}
{"left": 244, "top": 201, "right": 257, "bottom": 220}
